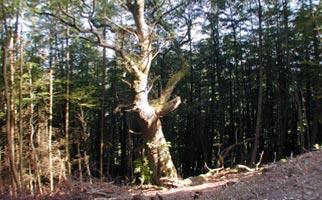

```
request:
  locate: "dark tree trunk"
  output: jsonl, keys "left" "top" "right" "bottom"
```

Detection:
{"left": 251, "top": 0, "right": 264, "bottom": 164}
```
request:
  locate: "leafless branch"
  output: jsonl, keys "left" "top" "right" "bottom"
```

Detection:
{"left": 38, "top": 10, "right": 145, "bottom": 76}
{"left": 156, "top": 96, "right": 181, "bottom": 117}
{"left": 120, "top": 78, "right": 132, "bottom": 88}
{"left": 127, "top": 0, "right": 149, "bottom": 41}
{"left": 255, "top": 151, "right": 264, "bottom": 170}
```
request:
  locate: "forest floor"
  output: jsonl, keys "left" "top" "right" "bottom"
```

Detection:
{"left": 3, "top": 149, "right": 322, "bottom": 200}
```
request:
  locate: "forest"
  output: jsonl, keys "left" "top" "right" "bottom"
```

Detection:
{"left": 0, "top": 0, "right": 321, "bottom": 198}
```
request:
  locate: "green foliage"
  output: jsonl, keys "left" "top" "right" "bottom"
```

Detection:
{"left": 0, "top": 111, "right": 5, "bottom": 120}
{"left": 70, "top": 86, "right": 99, "bottom": 108}
{"left": 134, "top": 156, "right": 153, "bottom": 184}
{"left": 19, "top": 61, "right": 50, "bottom": 108}
{"left": 96, "top": 0, "right": 118, "bottom": 18}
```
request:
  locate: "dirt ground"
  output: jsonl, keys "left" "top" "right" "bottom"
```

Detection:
{"left": 2, "top": 150, "right": 322, "bottom": 200}
{"left": 93, "top": 150, "right": 322, "bottom": 200}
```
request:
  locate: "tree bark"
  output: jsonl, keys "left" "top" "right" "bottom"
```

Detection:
{"left": 17, "top": 2, "right": 24, "bottom": 186}
{"left": 65, "top": 23, "right": 71, "bottom": 178}
{"left": 29, "top": 67, "right": 43, "bottom": 194}
{"left": 143, "top": 119, "right": 177, "bottom": 184}
{"left": 2, "top": 32, "right": 20, "bottom": 190}
{"left": 48, "top": 32, "right": 54, "bottom": 192}
{"left": 100, "top": 28, "right": 107, "bottom": 180}
{"left": 294, "top": 91, "right": 305, "bottom": 152}
{"left": 251, "top": 0, "right": 264, "bottom": 164}
{"left": 130, "top": 74, "right": 177, "bottom": 184}
{"left": 128, "top": 61, "right": 188, "bottom": 184}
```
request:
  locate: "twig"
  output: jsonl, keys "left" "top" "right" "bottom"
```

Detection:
{"left": 237, "top": 151, "right": 264, "bottom": 172}
{"left": 204, "top": 162, "right": 224, "bottom": 174}
{"left": 128, "top": 129, "right": 142, "bottom": 135}
{"left": 113, "top": 104, "right": 130, "bottom": 113}
{"left": 219, "top": 138, "right": 254, "bottom": 163}
{"left": 120, "top": 78, "right": 132, "bottom": 88}
{"left": 236, "top": 164, "right": 255, "bottom": 172}
{"left": 255, "top": 151, "right": 264, "bottom": 170}
{"left": 86, "top": 187, "right": 109, "bottom": 197}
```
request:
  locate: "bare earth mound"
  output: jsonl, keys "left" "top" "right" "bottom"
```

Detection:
{"left": 120, "top": 150, "right": 322, "bottom": 200}
{"left": 215, "top": 150, "right": 322, "bottom": 200}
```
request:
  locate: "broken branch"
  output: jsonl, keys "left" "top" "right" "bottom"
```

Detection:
{"left": 154, "top": 43, "right": 189, "bottom": 107}
{"left": 156, "top": 96, "right": 181, "bottom": 117}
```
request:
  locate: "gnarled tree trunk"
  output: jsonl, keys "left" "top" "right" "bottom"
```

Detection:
{"left": 143, "top": 119, "right": 177, "bottom": 184}
{"left": 122, "top": 0, "right": 188, "bottom": 185}
{"left": 130, "top": 73, "right": 181, "bottom": 184}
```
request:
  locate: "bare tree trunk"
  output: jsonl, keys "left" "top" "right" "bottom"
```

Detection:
{"left": 48, "top": 44, "right": 54, "bottom": 192}
{"left": 0, "top": 146, "right": 2, "bottom": 184}
{"left": 303, "top": 87, "right": 310, "bottom": 148}
{"left": 251, "top": 0, "right": 264, "bottom": 164}
{"left": 77, "top": 142, "right": 83, "bottom": 191}
{"left": 29, "top": 68, "right": 43, "bottom": 194}
{"left": 100, "top": 28, "right": 107, "bottom": 180}
{"left": 311, "top": 100, "right": 318, "bottom": 145}
{"left": 9, "top": 34, "right": 17, "bottom": 182}
{"left": 143, "top": 118, "right": 178, "bottom": 184}
{"left": 77, "top": 106, "right": 88, "bottom": 188}
{"left": 18, "top": 31, "right": 24, "bottom": 188}
{"left": 123, "top": 1, "right": 191, "bottom": 184}
{"left": 28, "top": 162, "right": 34, "bottom": 195}
{"left": 294, "top": 91, "right": 305, "bottom": 152}
{"left": 84, "top": 152, "right": 92, "bottom": 184}
{"left": 16, "top": 1, "right": 24, "bottom": 186}
{"left": 65, "top": 24, "right": 71, "bottom": 178}
{"left": 2, "top": 33, "right": 19, "bottom": 191}
{"left": 130, "top": 73, "right": 183, "bottom": 184}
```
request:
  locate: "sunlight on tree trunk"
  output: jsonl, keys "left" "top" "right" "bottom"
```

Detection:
{"left": 2, "top": 34, "right": 20, "bottom": 191}
{"left": 84, "top": 152, "right": 93, "bottom": 184}
{"left": 144, "top": 119, "right": 178, "bottom": 184}
{"left": 48, "top": 39, "right": 54, "bottom": 192}
{"left": 18, "top": 13, "right": 24, "bottom": 188}
{"left": 65, "top": 25, "right": 71, "bottom": 178}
